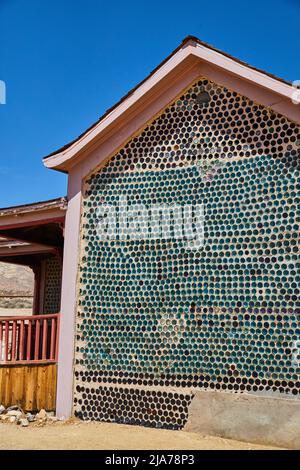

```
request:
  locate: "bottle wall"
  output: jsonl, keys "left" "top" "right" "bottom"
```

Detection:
{"left": 73, "top": 77, "right": 300, "bottom": 428}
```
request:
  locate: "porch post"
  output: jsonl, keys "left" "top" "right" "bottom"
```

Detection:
{"left": 56, "top": 171, "right": 82, "bottom": 418}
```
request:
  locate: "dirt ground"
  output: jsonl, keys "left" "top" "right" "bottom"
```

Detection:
{"left": 0, "top": 419, "right": 283, "bottom": 450}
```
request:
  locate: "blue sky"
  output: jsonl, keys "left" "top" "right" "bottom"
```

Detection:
{"left": 0, "top": 0, "right": 299, "bottom": 207}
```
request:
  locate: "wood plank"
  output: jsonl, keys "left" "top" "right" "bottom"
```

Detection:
{"left": 0, "top": 364, "right": 56, "bottom": 411}
{"left": 36, "top": 365, "right": 44, "bottom": 410}
{"left": 4, "top": 367, "right": 11, "bottom": 405}
{"left": 46, "top": 362, "right": 57, "bottom": 410}
{"left": 11, "top": 365, "right": 22, "bottom": 407}
{"left": 26, "top": 365, "right": 35, "bottom": 411}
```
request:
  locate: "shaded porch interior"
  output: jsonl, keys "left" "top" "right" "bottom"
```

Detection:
{"left": 0, "top": 197, "right": 66, "bottom": 410}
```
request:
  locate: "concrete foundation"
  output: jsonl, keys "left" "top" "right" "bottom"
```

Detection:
{"left": 184, "top": 391, "right": 300, "bottom": 449}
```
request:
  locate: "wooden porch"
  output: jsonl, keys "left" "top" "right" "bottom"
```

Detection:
{"left": 0, "top": 313, "right": 60, "bottom": 411}
{"left": 0, "top": 197, "right": 67, "bottom": 412}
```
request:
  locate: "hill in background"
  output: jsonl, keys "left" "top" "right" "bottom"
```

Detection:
{"left": 0, "top": 262, "right": 33, "bottom": 308}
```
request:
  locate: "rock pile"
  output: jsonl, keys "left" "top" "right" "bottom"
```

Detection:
{"left": 0, "top": 404, "right": 60, "bottom": 427}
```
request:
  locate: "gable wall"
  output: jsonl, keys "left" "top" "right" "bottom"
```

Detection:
{"left": 73, "top": 76, "right": 300, "bottom": 428}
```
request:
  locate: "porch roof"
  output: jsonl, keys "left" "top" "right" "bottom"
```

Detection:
{"left": 0, "top": 196, "right": 67, "bottom": 217}
{"left": 0, "top": 197, "right": 67, "bottom": 265}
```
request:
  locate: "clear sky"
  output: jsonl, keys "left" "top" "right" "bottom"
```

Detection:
{"left": 0, "top": 0, "right": 299, "bottom": 207}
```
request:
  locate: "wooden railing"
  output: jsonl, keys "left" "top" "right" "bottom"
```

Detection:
{"left": 0, "top": 314, "right": 60, "bottom": 364}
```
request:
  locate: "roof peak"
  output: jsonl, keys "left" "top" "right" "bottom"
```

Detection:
{"left": 43, "top": 36, "right": 298, "bottom": 172}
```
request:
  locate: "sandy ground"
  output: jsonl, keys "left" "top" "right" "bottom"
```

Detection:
{"left": 0, "top": 420, "right": 282, "bottom": 450}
